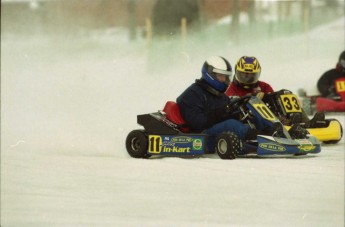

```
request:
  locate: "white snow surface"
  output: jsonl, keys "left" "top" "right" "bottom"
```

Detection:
{"left": 1, "top": 17, "right": 345, "bottom": 226}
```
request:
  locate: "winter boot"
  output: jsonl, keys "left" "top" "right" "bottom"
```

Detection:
{"left": 288, "top": 123, "right": 309, "bottom": 139}
{"left": 308, "top": 112, "right": 326, "bottom": 128}
{"left": 245, "top": 128, "right": 260, "bottom": 140}
{"left": 270, "top": 122, "right": 286, "bottom": 138}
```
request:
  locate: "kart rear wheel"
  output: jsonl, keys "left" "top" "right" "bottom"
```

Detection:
{"left": 323, "top": 119, "right": 343, "bottom": 144}
{"left": 126, "top": 130, "right": 150, "bottom": 158}
{"left": 215, "top": 132, "right": 242, "bottom": 160}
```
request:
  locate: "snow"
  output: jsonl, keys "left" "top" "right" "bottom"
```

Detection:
{"left": 1, "top": 14, "right": 345, "bottom": 227}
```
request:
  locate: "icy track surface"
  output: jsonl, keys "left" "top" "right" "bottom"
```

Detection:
{"left": 2, "top": 18, "right": 345, "bottom": 226}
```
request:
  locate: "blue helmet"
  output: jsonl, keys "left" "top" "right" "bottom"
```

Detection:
{"left": 201, "top": 56, "right": 233, "bottom": 92}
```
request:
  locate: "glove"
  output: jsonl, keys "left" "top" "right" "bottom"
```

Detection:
{"left": 278, "top": 116, "right": 291, "bottom": 125}
{"left": 256, "top": 92, "right": 265, "bottom": 100}
{"left": 206, "top": 95, "right": 252, "bottom": 127}
{"left": 206, "top": 104, "right": 233, "bottom": 127}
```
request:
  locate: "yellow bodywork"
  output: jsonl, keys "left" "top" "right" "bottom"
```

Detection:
{"left": 284, "top": 120, "right": 343, "bottom": 142}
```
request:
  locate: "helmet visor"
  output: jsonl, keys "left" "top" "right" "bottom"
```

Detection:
{"left": 213, "top": 68, "right": 233, "bottom": 77}
{"left": 212, "top": 68, "right": 232, "bottom": 85}
{"left": 236, "top": 71, "right": 260, "bottom": 84}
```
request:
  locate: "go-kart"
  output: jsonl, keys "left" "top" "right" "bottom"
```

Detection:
{"left": 126, "top": 96, "right": 321, "bottom": 160}
{"left": 263, "top": 89, "right": 343, "bottom": 144}
{"left": 298, "top": 77, "right": 345, "bottom": 114}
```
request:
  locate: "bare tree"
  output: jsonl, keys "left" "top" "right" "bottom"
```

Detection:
{"left": 248, "top": 0, "right": 256, "bottom": 25}
{"left": 128, "top": 0, "right": 137, "bottom": 41}
{"left": 231, "top": 0, "right": 240, "bottom": 42}
{"left": 152, "top": 0, "right": 200, "bottom": 37}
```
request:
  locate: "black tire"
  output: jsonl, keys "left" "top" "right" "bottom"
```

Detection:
{"left": 125, "top": 130, "right": 150, "bottom": 158}
{"left": 215, "top": 132, "right": 242, "bottom": 160}
{"left": 323, "top": 119, "right": 343, "bottom": 144}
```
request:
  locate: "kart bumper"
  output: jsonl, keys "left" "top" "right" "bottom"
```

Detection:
{"left": 256, "top": 135, "right": 321, "bottom": 155}
{"left": 284, "top": 120, "right": 342, "bottom": 142}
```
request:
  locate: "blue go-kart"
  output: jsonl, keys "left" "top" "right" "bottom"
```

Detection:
{"left": 125, "top": 96, "right": 321, "bottom": 160}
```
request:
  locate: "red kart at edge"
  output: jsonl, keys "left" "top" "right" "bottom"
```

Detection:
{"left": 299, "top": 78, "right": 345, "bottom": 114}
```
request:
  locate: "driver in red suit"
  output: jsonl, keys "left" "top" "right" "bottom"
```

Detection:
{"left": 226, "top": 56, "right": 326, "bottom": 127}
{"left": 317, "top": 50, "right": 345, "bottom": 99}
{"left": 225, "top": 56, "right": 273, "bottom": 98}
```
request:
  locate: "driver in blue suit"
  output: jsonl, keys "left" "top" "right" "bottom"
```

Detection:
{"left": 176, "top": 56, "right": 270, "bottom": 151}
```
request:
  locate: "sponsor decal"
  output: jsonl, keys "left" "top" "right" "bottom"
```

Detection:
{"left": 162, "top": 146, "right": 191, "bottom": 153}
{"left": 259, "top": 143, "right": 286, "bottom": 152}
{"left": 298, "top": 145, "right": 315, "bottom": 152}
{"left": 295, "top": 139, "right": 315, "bottom": 152}
{"left": 193, "top": 139, "right": 203, "bottom": 150}
{"left": 171, "top": 136, "right": 193, "bottom": 143}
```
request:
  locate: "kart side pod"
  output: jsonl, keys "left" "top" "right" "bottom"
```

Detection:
{"left": 126, "top": 112, "right": 243, "bottom": 159}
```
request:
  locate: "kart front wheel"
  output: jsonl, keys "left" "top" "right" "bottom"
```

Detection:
{"left": 125, "top": 130, "right": 150, "bottom": 158}
{"left": 215, "top": 132, "right": 242, "bottom": 160}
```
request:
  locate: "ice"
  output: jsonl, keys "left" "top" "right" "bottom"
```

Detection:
{"left": 1, "top": 11, "right": 344, "bottom": 227}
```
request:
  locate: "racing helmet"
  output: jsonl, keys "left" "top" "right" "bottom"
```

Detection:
{"left": 337, "top": 50, "right": 345, "bottom": 72}
{"left": 234, "top": 56, "right": 261, "bottom": 88}
{"left": 201, "top": 56, "right": 233, "bottom": 92}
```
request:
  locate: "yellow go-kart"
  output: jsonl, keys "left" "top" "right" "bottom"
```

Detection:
{"left": 263, "top": 89, "right": 343, "bottom": 144}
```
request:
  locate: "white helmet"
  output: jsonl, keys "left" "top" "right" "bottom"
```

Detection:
{"left": 201, "top": 56, "right": 233, "bottom": 92}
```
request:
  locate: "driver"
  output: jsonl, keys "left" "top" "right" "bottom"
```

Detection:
{"left": 317, "top": 50, "right": 345, "bottom": 99}
{"left": 226, "top": 55, "right": 325, "bottom": 128}
{"left": 225, "top": 56, "right": 273, "bottom": 98}
{"left": 176, "top": 56, "right": 282, "bottom": 152}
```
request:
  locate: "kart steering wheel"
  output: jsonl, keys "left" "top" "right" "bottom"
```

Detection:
{"left": 225, "top": 94, "right": 253, "bottom": 122}
{"left": 228, "top": 94, "right": 252, "bottom": 109}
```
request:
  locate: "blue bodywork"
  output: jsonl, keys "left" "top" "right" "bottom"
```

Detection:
{"left": 256, "top": 135, "right": 321, "bottom": 155}
{"left": 147, "top": 134, "right": 207, "bottom": 156}
{"left": 138, "top": 96, "right": 321, "bottom": 157}
{"left": 243, "top": 96, "right": 321, "bottom": 155}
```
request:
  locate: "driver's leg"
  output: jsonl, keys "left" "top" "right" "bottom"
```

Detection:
{"left": 204, "top": 119, "right": 250, "bottom": 151}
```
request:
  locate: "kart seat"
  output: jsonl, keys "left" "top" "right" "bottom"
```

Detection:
{"left": 163, "top": 101, "right": 190, "bottom": 132}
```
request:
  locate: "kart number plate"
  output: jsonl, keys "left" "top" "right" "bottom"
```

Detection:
{"left": 279, "top": 94, "right": 302, "bottom": 113}
{"left": 252, "top": 104, "right": 276, "bottom": 121}
{"left": 148, "top": 135, "right": 163, "bottom": 154}
{"left": 335, "top": 79, "right": 345, "bottom": 93}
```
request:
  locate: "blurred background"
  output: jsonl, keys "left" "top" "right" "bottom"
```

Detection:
{"left": 2, "top": 0, "right": 344, "bottom": 73}
{"left": 2, "top": 0, "right": 343, "bottom": 39}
